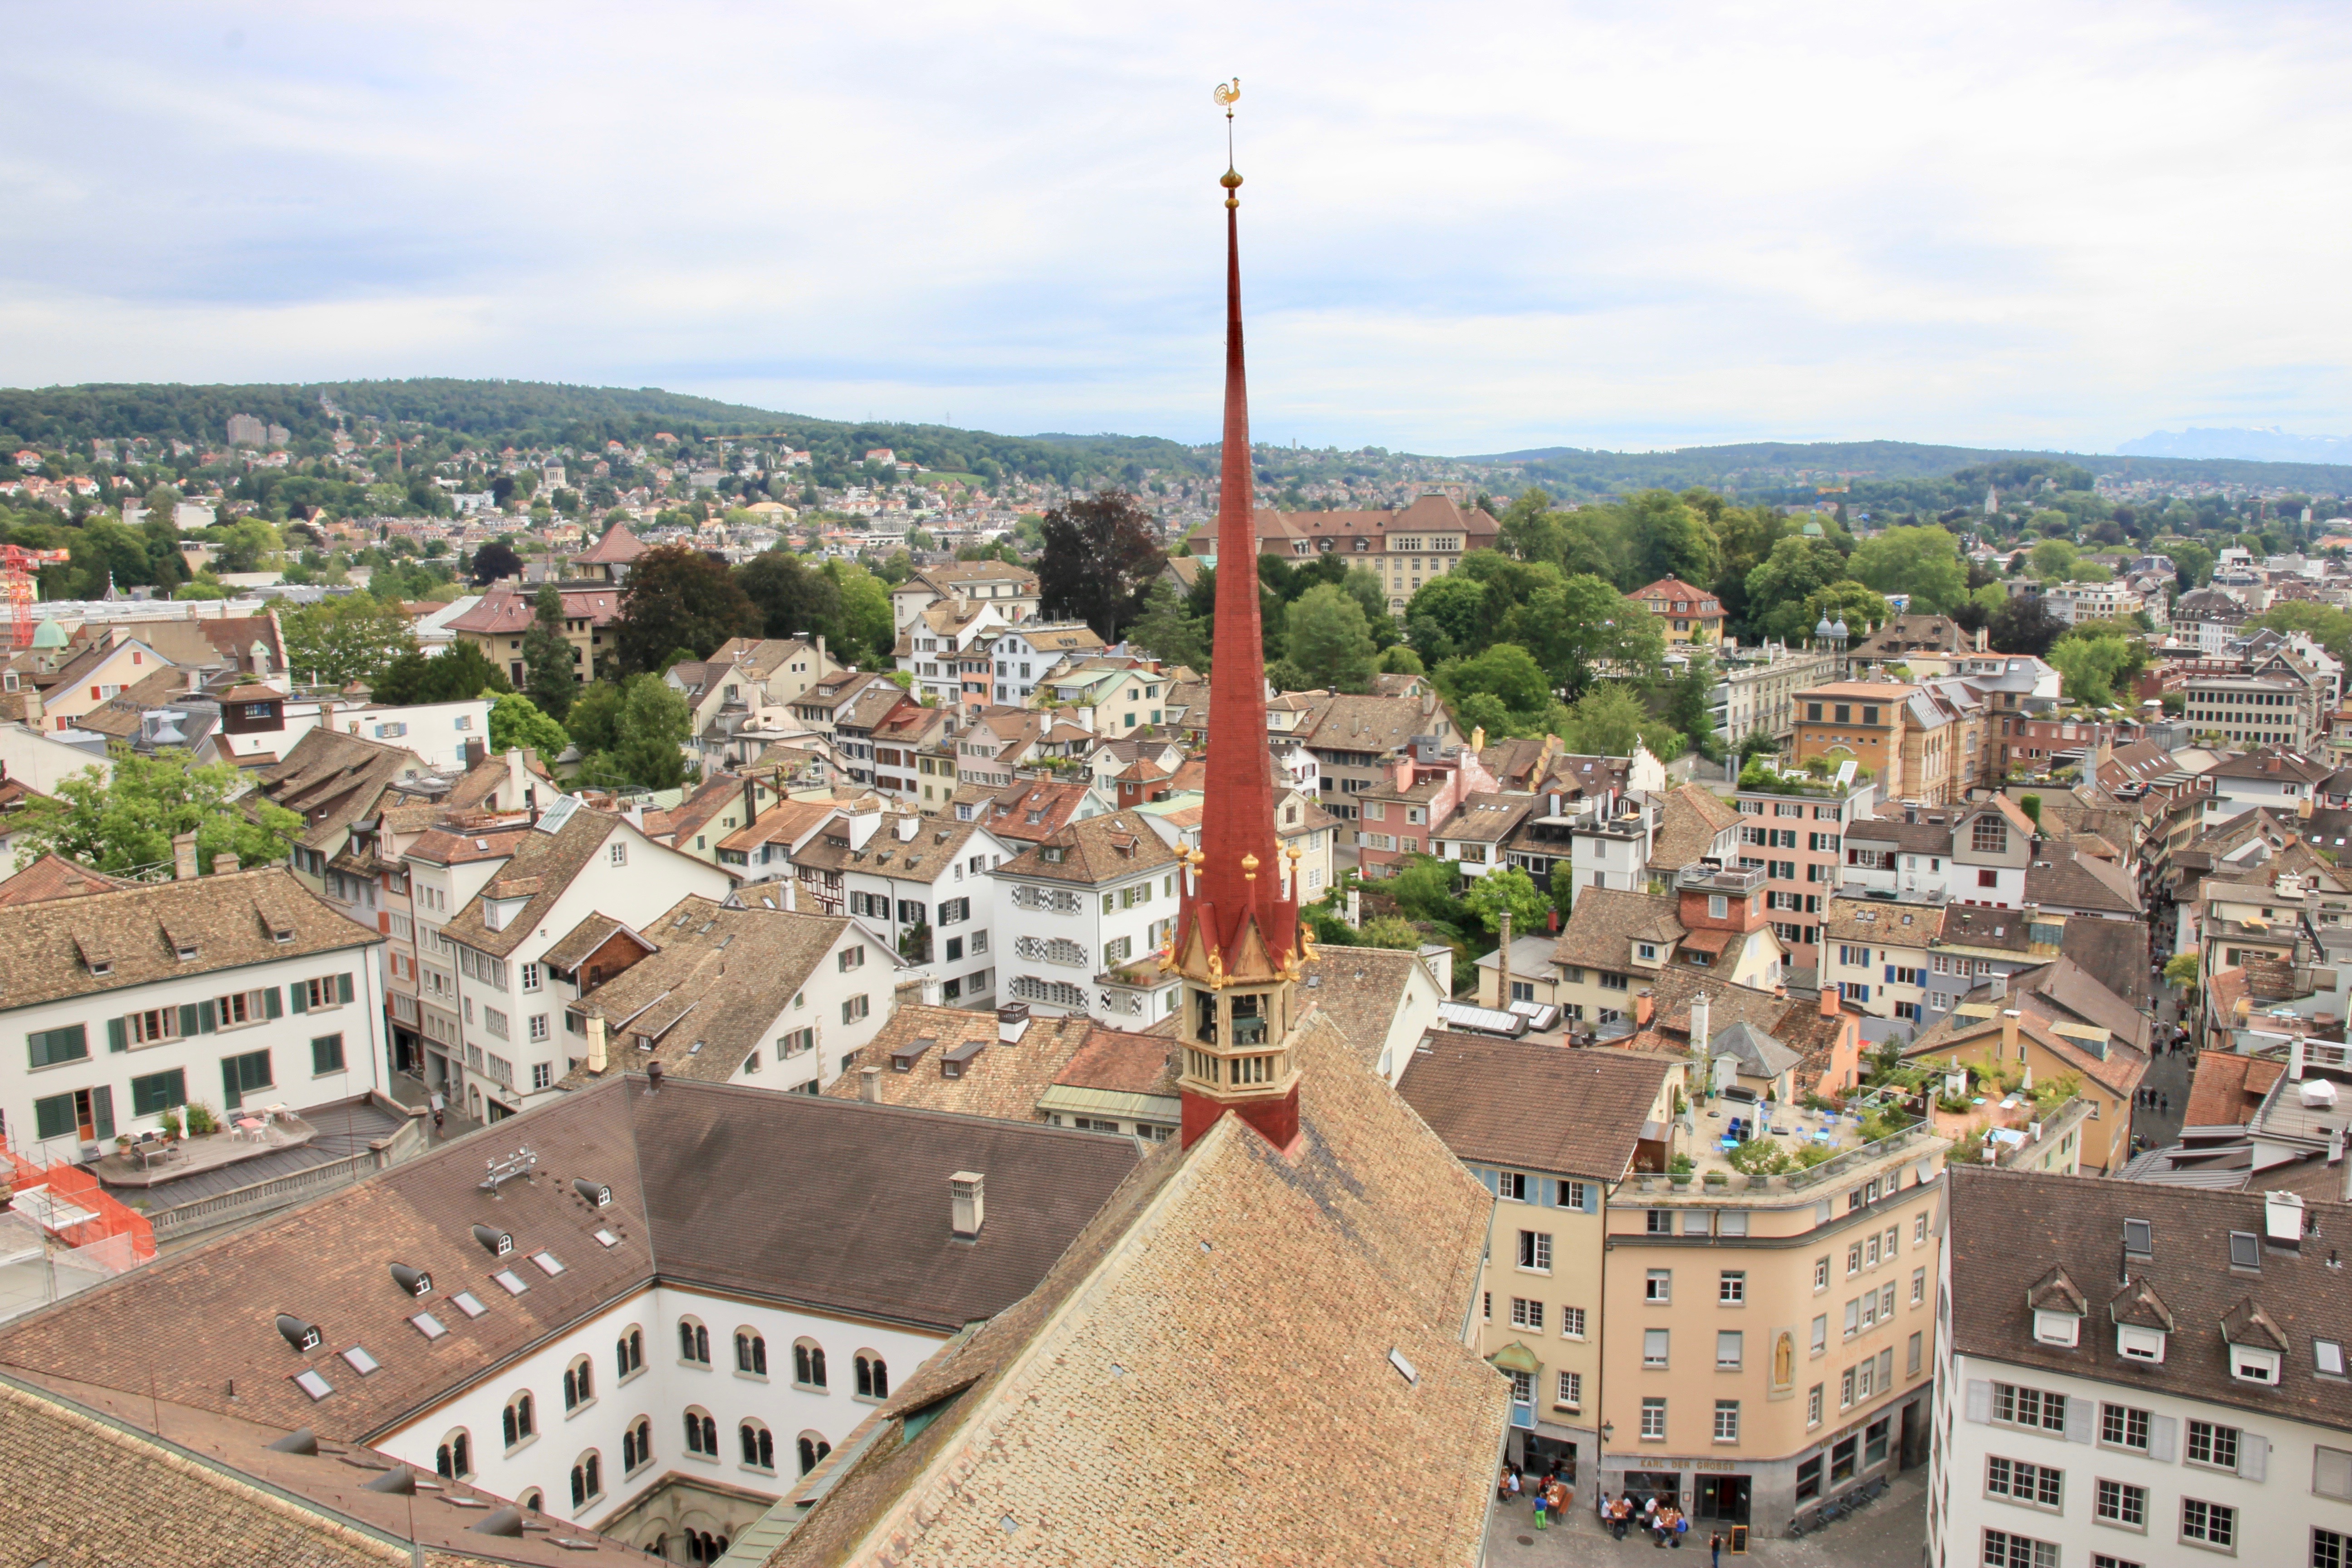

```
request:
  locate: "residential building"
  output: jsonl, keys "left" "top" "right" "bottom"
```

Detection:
{"left": 1027, "top": 661, "right": 1171, "bottom": 735}
{"left": 1794, "top": 682, "right": 1930, "bottom": 803}
{"left": 1902, "top": 1005, "right": 2146, "bottom": 1174}
{"left": 550, "top": 894, "right": 895, "bottom": 1095}
{"left": 1191, "top": 491, "right": 1499, "bottom": 614}
{"left": 887, "top": 559, "right": 1039, "bottom": 633}
{"left": 824, "top": 1002, "right": 1177, "bottom": 1141}
{"left": 259, "top": 725, "right": 441, "bottom": 903}
{"left": 2182, "top": 671, "right": 2323, "bottom": 752}
{"left": 1400, "top": 1033, "right": 1678, "bottom": 1481}
{"left": 825, "top": 681, "right": 917, "bottom": 789}
{"left": 1287, "top": 689, "right": 1465, "bottom": 838}
{"left": 952, "top": 775, "right": 1113, "bottom": 840}
{"left": 1732, "top": 772, "right": 1875, "bottom": 969}
{"left": 1598, "top": 1067, "right": 1949, "bottom": 1534}
{"left": 987, "top": 622, "right": 1103, "bottom": 706}
{"left": 1935, "top": 1168, "right": 2352, "bottom": 1568}
{"left": 572, "top": 519, "right": 646, "bottom": 583}
{"left": 2039, "top": 578, "right": 2147, "bottom": 626}
{"left": 1632, "top": 574, "right": 1725, "bottom": 647}
{"left": 992, "top": 808, "right": 1185, "bottom": 1026}
{"left": 407, "top": 801, "right": 732, "bottom": 1122}
{"left": 1714, "top": 644, "right": 1838, "bottom": 751}
{"left": 0, "top": 864, "right": 387, "bottom": 1164}
{"left": 1548, "top": 887, "right": 1687, "bottom": 1029}
{"left": 1354, "top": 742, "right": 1504, "bottom": 879}
{"left": 1820, "top": 894, "right": 1945, "bottom": 1031}
{"left": 445, "top": 581, "right": 624, "bottom": 687}
{"left": 1852, "top": 615, "right": 1972, "bottom": 660}
{"left": 893, "top": 597, "right": 1009, "bottom": 710}
{"left": 778, "top": 803, "right": 1010, "bottom": 1008}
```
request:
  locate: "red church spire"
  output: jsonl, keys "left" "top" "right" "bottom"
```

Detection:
{"left": 1171, "top": 80, "right": 1309, "bottom": 1151}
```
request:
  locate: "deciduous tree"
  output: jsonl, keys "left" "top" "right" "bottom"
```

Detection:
{"left": 1284, "top": 584, "right": 1377, "bottom": 692}
{"left": 489, "top": 692, "right": 568, "bottom": 758}
{"left": 281, "top": 594, "right": 417, "bottom": 689}
{"left": 1036, "top": 490, "right": 1163, "bottom": 642}
{"left": 12, "top": 747, "right": 302, "bottom": 876}
{"left": 1848, "top": 525, "right": 1967, "bottom": 613}
{"left": 371, "top": 642, "right": 510, "bottom": 705}
{"left": 610, "top": 544, "right": 761, "bottom": 676}
{"left": 521, "top": 585, "right": 577, "bottom": 718}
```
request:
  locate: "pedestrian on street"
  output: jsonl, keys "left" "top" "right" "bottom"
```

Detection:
{"left": 1532, "top": 1484, "right": 1548, "bottom": 1531}
{"left": 1710, "top": 1533, "right": 1723, "bottom": 1568}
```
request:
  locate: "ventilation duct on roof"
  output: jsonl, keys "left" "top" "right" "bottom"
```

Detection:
{"left": 364, "top": 1466, "right": 418, "bottom": 1495}
{"left": 267, "top": 1427, "right": 319, "bottom": 1455}
{"left": 470, "top": 1508, "right": 526, "bottom": 1537}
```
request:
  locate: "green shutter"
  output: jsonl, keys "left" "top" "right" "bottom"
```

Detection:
{"left": 222, "top": 1059, "right": 242, "bottom": 1111}
{"left": 263, "top": 987, "right": 283, "bottom": 1020}
{"left": 179, "top": 1003, "right": 199, "bottom": 1037}
{"left": 33, "top": 1093, "right": 74, "bottom": 1141}
{"left": 338, "top": 972, "right": 353, "bottom": 1005}
{"left": 107, "top": 1018, "right": 127, "bottom": 1053}
{"left": 290, "top": 983, "right": 308, "bottom": 1015}
{"left": 90, "top": 1086, "right": 114, "bottom": 1141}
{"left": 198, "top": 1000, "right": 217, "bottom": 1033}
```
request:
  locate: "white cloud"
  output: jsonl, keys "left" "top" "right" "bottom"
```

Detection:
{"left": 0, "top": 0, "right": 2346, "bottom": 453}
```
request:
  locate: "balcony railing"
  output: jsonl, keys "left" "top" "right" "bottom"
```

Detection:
{"left": 1676, "top": 862, "right": 1767, "bottom": 894}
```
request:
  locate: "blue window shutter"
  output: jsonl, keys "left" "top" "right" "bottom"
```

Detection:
{"left": 1478, "top": 1167, "right": 1498, "bottom": 1195}
{"left": 1884, "top": 965, "right": 1895, "bottom": 984}
{"left": 338, "top": 972, "right": 353, "bottom": 1005}
{"left": 263, "top": 987, "right": 283, "bottom": 1020}
{"left": 107, "top": 1018, "right": 127, "bottom": 1053}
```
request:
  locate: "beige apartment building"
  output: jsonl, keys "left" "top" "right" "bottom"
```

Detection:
{"left": 1596, "top": 1119, "right": 1950, "bottom": 1535}
{"left": 1398, "top": 1033, "right": 1680, "bottom": 1485}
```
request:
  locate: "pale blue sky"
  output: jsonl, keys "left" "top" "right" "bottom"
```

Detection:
{"left": 3, "top": 1, "right": 2348, "bottom": 455}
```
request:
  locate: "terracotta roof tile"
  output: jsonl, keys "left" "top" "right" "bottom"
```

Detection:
{"left": 1399, "top": 1033, "right": 1671, "bottom": 1180}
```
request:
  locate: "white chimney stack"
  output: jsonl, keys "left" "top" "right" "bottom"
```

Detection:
{"left": 858, "top": 1066, "right": 882, "bottom": 1103}
{"left": 587, "top": 1014, "right": 608, "bottom": 1074}
{"left": 2293, "top": 1038, "right": 2307, "bottom": 1081}
{"left": 1690, "top": 991, "right": 1711, "bottom": 1053}
{"left": 950, "top": 1171, "right": 985, "bottom": 1238}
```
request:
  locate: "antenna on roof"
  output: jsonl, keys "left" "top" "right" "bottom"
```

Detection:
{"left": 478, "top": 1147, "right": 537, "bottom": 1196}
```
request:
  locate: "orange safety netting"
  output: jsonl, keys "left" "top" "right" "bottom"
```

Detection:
{"left": 0, "top": 1134, "right": 156, "bottom": 1263}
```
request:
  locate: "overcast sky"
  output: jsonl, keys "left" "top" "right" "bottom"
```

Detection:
{"left": 3, "top": 2, "right": 2348, "bottom": 456}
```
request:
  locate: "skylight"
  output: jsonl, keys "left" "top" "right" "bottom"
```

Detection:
{"left": 492, "top": 1269, "right": 529, "bottom": 1296}
{"left": 293, "top": 1370, "right": 334, "bottom": 1401}
{"left": 410, "top": 1312, "right": 448, "bottom": 1340}
{"left": 531, "top": 1250, "right": 564, "bottom": 1276}
{"left": 342, "top": 1346, "right": 380, "bottom": 1376}
{"left": 451, "top": 1291, "right": 487, "bottom": 1318}
{"left": 594, "top": 1229, "right": 618, "bottom": 1248}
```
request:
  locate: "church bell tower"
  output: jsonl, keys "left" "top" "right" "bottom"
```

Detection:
{"left": 1167, "top": 80, "right": 1313, "bottom": 1152}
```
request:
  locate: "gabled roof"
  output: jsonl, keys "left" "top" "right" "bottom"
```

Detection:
{"left": 562, "top": 895, "right": 859, "bottom": 1084}
{"left": 994, "top": 808, "right": 1181, "bottom": 886}
{"left": 1710, "top": 1019, "right": 1803, "bottom": 1079}
{"left": 2024, "top": 846, "right": 2144, "bottom": 916}
{"left": 0, "top": 853, "right": 138, "bottom": 908}
{"left": 0, "top": 867, "right": 375, "bottom": 1011}
{"left": 1399, "top": 1032, "right": 1671, "bottom": 1180}
{"left": 1629, "top": 574, "right": 1722, "bottom": 613}
{"left": 0, "top": 1075, "right": 1139, "bottom": 1446}
{"left": 437, "top": 808, "right": 624, "bottom": 958}
{"left": 765, "top": 1008, "right": 1505, "bottom": 1568}
{"left": 444, "top": 580, "right": 621, "bottom": 633}
{"left": 821, "top": 1004, "right": 1133, "bottom": 1123}
{"left": 1646, "top": 782, "right": 1741, "bottom": 871}
{"left": 255, "top": 724, "right": 431, "bottom": 852}
{"left": 2181, "top": 1049, "right": 2286, "bottom": 1129}
{"left": 1551, "top": 887, "right": 1684, "bottom": 972}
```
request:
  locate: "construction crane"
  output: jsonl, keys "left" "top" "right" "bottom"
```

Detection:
{"left": 0, "top": 545, "right": 71, "bottom": 648}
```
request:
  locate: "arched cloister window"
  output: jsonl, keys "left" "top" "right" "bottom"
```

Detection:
{"left": 796, "top": 1432, "right": 832, "bottom": 1475}
{"left": 739, "top": 1418, "right": 775, "bottom": 1472}
{"left": 683, "top": 1406, "right": 717, "bottom": 1457}
{"left": 615, "top": 1324, "right": 644, "bottom": 1381}
{"left": 735, "top": 1328, "right": 767, "bottom": 1376}
{"left": 568, "top": 1449, "right": 602, "bottom": 1509}
{"left": 678, "top": 1315, "right": 710, "bottom": 1366}
{"left": 622, "top": 1415, "right": 653, "bottom": 1475}
{"left": 854, "top": 1351, "right": 889, "bottom": 1400}
{"left": 563, "top": 1354, "right": 594, "bottom": 1411}
{"left": 792, "top": 1338, "right": 827, "bottom": 1389}
{"left": 435, "top": 1428, "right": 472, "bottom": 1480}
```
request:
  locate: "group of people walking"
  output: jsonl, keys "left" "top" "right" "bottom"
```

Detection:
{"left": 1498, "top": 1462, "right": 1732, "bottom": 1559}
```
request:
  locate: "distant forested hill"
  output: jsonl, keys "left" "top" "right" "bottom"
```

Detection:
{"left": 0, "top": 379, "right": 1214, "bottom": 487}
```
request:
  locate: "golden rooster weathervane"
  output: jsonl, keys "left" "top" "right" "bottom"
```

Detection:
{"left": 1215, "top": 78, "right": 1242, "bottom": 206}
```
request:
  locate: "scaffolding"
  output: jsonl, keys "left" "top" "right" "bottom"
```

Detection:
{"left": 0, "top": 1133, "right": 156, "bottom": 1264}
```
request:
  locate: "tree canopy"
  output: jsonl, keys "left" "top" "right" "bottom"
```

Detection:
{"left": 1036, "top": 489, "right": 1163, "bottom": 642}
{"left": 610, "top": 544, "right": 761, "bottom": 676}
{"left": 280, "top": 594, "right": 416, "bottom": 689}
{"left": 11, "top": 748, "right": 302, "bottom": 876}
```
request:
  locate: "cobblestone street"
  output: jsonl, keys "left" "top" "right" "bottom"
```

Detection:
{"left": 1483, "top": 1467, "right": 1926, "bottom": 1568}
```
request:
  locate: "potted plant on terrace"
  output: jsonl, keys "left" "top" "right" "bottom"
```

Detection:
{"left": 1667, "top": 1153, "right": 1694, "bottom": 1188}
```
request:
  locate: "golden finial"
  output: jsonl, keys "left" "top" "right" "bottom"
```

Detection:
{"left": 1214, "top": 78, "right": 1242, "bottom": 207}
{"left": 1242, "top": 852, "right": 1259, "bottom": 881}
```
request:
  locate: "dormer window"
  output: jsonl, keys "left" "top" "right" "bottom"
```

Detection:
{"left": 2232, "top": 1346, "right": 2281, "bottom": 1384}
{"left": 2033, "top": 1310, "right": 2080, "bottom": 1347}
{"left": 2117, "top": 1325, "right": 2166, "bottom": 1362}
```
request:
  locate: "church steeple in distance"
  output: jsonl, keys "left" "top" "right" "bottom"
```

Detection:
{"left": 1169, "top": 79, "right": 1312, "bottom": 1152}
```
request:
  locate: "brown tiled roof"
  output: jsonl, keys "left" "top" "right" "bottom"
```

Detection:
{"left": 436, "top": 809, "right": 618, "bottom": 958}
{"left": 714, "top": 796, "right": 838, "bottom": 855}
{"left": 576, "top": 521, "right": 647, "bottom": 564}
{"left": 641, "top": 772, "right": 747, "bottom": 845}
{"left": 406, "top": 825, "right": 531, "bottom": 865}
{"left": 1647, "top": 782, "right": 1741, "bottom": 871}
{"left": 0, "top": 1372, "right": 641, "bottom": 1568}
{"left": 445, "top": 582, "right": 621, "bottom": 634}
{"left": 1551, "top": 887, "right": 1683, "bottom": 973}
{"left": 1299, "top": 946, "right": 1439, "bottom": 1067}
{"left": 820, "top": 1005, "right": 1112, "bottom": 1122}
{"left": 539, "top": 910, "right": 651, "bottom": 973}
{"left": 1934, "top": 904, "right": 2038, "bottom": 953}
{"left": 0, "top": 853, "right": 138, "bottom": 908}
{"left": 1436, "top": 791, "right": 1536, "bottom": 844}
{"left": 2056, "top": 916, "right": 2151, "bottom": 1014}
{"left": 257, "top": 725, "right": 433, "bottom": 852}
{"left": 2181, "top": 1049, "right": 2286, "bottom": 1128}
{"left": 1818, "top": 897, "right": 1942, "bottom": 947}
{"left": 2024, "top": 846, "right": 2143, "bottom": 916}
{"left": 1399, "top": 1033, "right": 1671, "bottom": 1180}
{"left": 789, "top": 812, "right": 985, "bottom": 880}
{"left": 993, "top": 808, "right": 1177, "bottom": 886}
{"left": 560, "top": 895, "right": 858, "bottom": 1084}
{"left": 1947, "top": 1168, "right": 2352, "bottom": 1431}
{"left": 1054, "top": 1025, "right": 1178, "bottom": 1096}
{"left": 0, "top": 867, "right": 375, "bottom": 1010}
{"left": 762, "top": 1007, "right": 1505, "bottom": 1568}
{"left": 2010, "top": 955, "right": 2151, "bottom": 1055}
{"left": 0, "top": 1076, "right": 1140, "bottom": 1445}
{"left": 1292, "top": 691, "right": 1450, "bottom": 754}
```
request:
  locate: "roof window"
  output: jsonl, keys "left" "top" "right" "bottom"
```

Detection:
{"left": 293, "top": 1369, "right": 334, "bottom": 1401}
{"left": 451, "top": 1290, "right": 487, "bottom": 1318}
{"left": 411, "top": 1311, "right": 448, "bottom": 1340}
{"left": 2123, "top": 1218, "right": 2152, "bottom": 1258}
{"left": 341, "top": 1345, "right": 381, "bottom": 1376}
{"left": 492, "top": 1269, "right": 529, "bottom": 1296}
{"left": 530, "top": 1251, "right": 564, "bottom": 1277}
